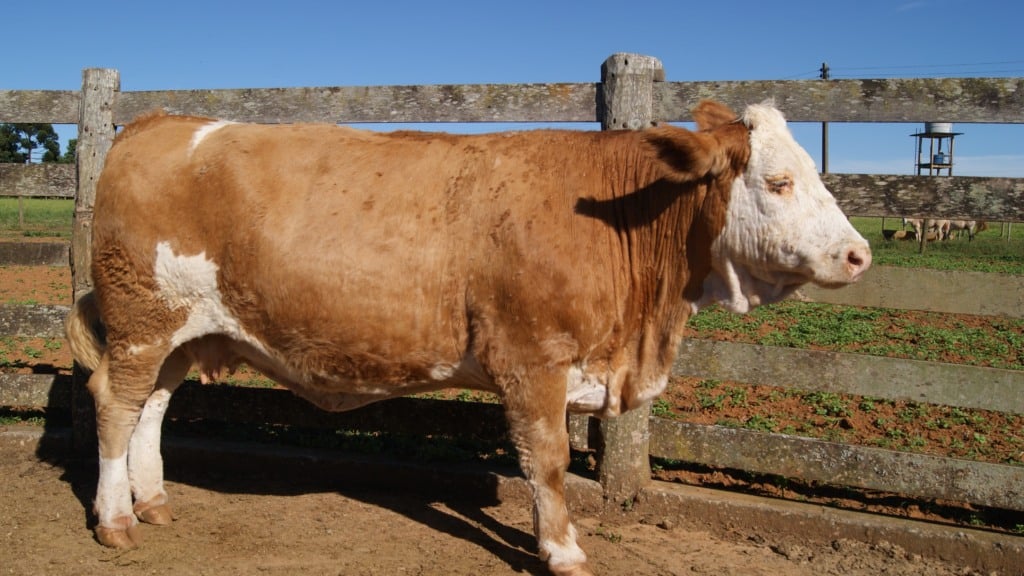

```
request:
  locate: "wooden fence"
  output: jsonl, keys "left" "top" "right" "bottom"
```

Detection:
{"left": 2, "top": 53, "right": 1022, "bottom": 515}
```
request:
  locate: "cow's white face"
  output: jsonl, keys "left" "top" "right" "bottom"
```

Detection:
{"left": 698, "top": 103, "right": 871, "bottom": 313}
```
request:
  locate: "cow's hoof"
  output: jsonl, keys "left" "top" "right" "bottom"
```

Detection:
{"left": 136, "top": 502, "right": 174, "bottom": 525}
{"left": 95, "top": 522, "right": 142, "bottom": 549}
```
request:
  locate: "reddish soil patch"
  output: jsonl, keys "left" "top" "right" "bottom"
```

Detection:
{"left": 0, "top": 264, "right": 71, "bottom": 305}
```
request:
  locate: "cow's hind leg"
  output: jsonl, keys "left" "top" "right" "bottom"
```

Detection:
{"left": 128, "top": 348, "right": 190, "bottom": 526}
{"left": 502, "top": 370, "right": 592, "bottom": 576}
{"left": 89, "top": 344, "right": 173, "bottom": 548}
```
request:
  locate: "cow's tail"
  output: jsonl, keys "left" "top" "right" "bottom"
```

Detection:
{"left": 64, "top": 291, "right": 106, "bottom": 372}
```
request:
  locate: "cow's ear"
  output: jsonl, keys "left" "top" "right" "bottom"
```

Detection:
{"left": 692, "top": 100, "right": 738, "bottom": 131}
{"left": 645, "top": 127, "right": 732, "bottom": 182}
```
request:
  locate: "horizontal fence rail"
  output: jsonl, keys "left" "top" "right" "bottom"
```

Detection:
{"left": 6, "top": 77, "right": 1024, "bottom": 125}
{"left": 799, "top": 265, "right": 1024, "bottom": 318}
{"left": 824, "top": 174, "right": 1024, "bottom": 222}
{"left": 0, "top": 243, "right": 69, "bottom": 266}
{"left": 1, "top": 59, "right": 1022, "bottom": 517}
{"left": 0, "top": 164, "right": 75, "bottom": 198}
{"left": 114, "top": 83, "right": 601, "bottom": 125}
{"left": 656, "top": 78, "right": 1024, "bottom": 123}
{"left": 0, "top": 90, "right": 79, "bottom": 124}
{"left": 647, "top": 418, "right": 1024, "bottom": 512}
{"left": 673, "top": 339, "right": 1024, "bottom": 414}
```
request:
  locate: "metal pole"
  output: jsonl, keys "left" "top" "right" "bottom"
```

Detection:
{"left": 820, "top": 62, "right": 830, "bottom": 174}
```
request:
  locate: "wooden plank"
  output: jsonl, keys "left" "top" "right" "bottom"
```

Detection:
{"left": 114, "top": 83, "right": 599, "bottom": 125}
{"left": 656, "top": 78, "right": 1024, "bottom": 123}
{"left": 799, "top": 265, "right": 1024, "bottom": 318}
{"left": 648, "top": 419, "right": 1024, "bottom": 511}
{"left": 0, "top": 373, "right": 69, "bottom": 409}
{"left": 0, "top": 164, "right": 76, "bottom": 199}
{"left": 824, "top": 174, "right": 1024, "bottom": 221}
{"left": 672, "top": 339, "right": 1024, "bottom": 414}
{"left": 0, "top": 242, "right": 69, "bottom": 266}
{"left": 0, "top": 90, "right": 80, "bottom": 124}
{"left": 0, "top": 304, "right": 69, "bottom": 338}
{"left": 2, "top": 77, "right": 1024, "bottom": 127}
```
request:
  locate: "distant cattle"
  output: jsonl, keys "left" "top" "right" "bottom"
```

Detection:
{"left": 901, "top": 218, "right": 946, "bottom": 242}
{"left": 66, "top": 100, "right": 870, "bottom": 575}
{"left": 946, "top": 219, "right": 985, "bottom": 240}
{"left": 902, "top": 218, "right": 986, "bottom": 242}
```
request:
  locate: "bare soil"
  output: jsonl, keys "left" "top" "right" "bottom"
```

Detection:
{"left": 0, "top": 263, "right": 1018, "bottom": 574}
{"left": 0, "top": 428, "right": 990, "bottom": 576}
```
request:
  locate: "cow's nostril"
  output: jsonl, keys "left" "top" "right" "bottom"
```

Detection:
{"left": 845, "top": 246, "right": 872, "bottom": 278}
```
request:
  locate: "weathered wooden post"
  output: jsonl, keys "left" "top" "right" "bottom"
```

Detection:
{"left": 595, "top": 53, "right": 663, "bottom": 502}
{"left": 70, "top": 68, "right": 119, "bottom": 452}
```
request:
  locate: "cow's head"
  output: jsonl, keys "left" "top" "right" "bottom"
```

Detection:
{"left": 682, "top": 100, "right": 872, "bottom": 313}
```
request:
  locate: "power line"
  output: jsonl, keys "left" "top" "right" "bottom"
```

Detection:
{"left": 840, "top": 59, "right": 1024, "bottom": 72}
{"left": 780, "top": 69, "right": 825, "bottom": 80}
{"left": 832, "top": 68, "right": 1024, "bottom": 79}
{"left": 782, "top": 59, "right": 1024, "bottom": 81}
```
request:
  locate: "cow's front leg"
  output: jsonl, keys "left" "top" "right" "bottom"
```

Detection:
{"left": 502, "top": 370, "right": 592, "bottom": 576}
{"left": 128, "top": 349, "right": 189, "bottom": 526}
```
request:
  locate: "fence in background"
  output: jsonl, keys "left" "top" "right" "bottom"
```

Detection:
{"left": 1, "top": 53, "right": 1022, "bottom": 512}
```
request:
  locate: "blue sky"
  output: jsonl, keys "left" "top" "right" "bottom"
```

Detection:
{"left": 6, "top": 0, "right": 1024, "bottom": 176}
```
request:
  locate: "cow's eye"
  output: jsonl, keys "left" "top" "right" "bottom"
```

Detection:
{"left": 765, "top": 174, "right": 793, "bottom": 195}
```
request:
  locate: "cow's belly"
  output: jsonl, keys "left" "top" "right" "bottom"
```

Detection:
{"left": 184, "top": 334, "right": 494, "bottom": 412}
{"left": 155, "top": 240, "right": 492, "bottom": 411}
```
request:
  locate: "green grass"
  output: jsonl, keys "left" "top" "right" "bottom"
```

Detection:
{"left": 687, "top": 300, "right": 1024, "bottom": 371}
{"left": 851, "top": 217, "right": 1024, "bottom": 274}
{"left": 0, "top": 198, "right": 73, "bottom": 240}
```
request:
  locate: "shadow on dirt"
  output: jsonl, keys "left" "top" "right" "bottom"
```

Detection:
{"left": 33, "top": 414, "right": 549, "bottom": 575}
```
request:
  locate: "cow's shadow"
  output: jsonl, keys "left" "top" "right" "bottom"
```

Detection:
{"left": 38, "top": 433, "right": 547, "bottom": 576}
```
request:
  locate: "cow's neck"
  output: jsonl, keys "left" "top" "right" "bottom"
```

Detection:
{"left": 602, "top": 163, "right": 724, "bottom": 411}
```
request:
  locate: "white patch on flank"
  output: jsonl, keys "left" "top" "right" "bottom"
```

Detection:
{"left": 95, "top": 453, "right": 134, "bottom": 527}
{"left": 153, "top": 241, "right": 267, "bottom": 352}
{"left": 189, "top": 120, "right": 235, "bottom": 154}
{"left": 128, "top": 388, "right": 173, "bottom": 503}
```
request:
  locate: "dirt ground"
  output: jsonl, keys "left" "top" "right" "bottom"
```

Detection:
{"left": 0, "top": 427, "right": 993, "bottom": 576}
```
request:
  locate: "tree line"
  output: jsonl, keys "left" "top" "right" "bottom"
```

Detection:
{"left": 0, "top": 124, "right": 76, "bottom": 164}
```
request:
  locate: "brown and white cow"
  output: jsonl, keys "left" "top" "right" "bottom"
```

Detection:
{"left": 65, "top": 100, "right": 870, "bottom": 575}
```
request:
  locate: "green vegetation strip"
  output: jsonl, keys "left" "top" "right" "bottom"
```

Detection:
{"left": 0, "top": 198, "right": 72, "bottom": 240}
{"left": 687, "top": 301, "right": 1024, "bottom": 370}
{"left": 850, "top": 217, "right": 1024, "bottom": 275}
